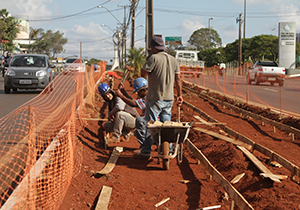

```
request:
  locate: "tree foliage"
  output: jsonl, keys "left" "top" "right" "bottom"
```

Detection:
{"left": 86, "top": 58, "right": 102, "bottom": 66}
{"left": 0, "top": 9, "right": 19, "bottom": 53}
{"left": 21, "top": 28, "right": 67, "bottom": 59}
{"left": 127, "top": 47, "right": 145, "bottom": 79}
{"left": 188, "top": 28, "right": 221, "bottom": 51}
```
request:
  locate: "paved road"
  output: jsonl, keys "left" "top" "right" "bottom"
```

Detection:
{"left": 0, "top": 76, "right": 41, "bottom": 119}
{"left": 185, "top": 75, "right": 300, "bottom": 115}
{"left": 1, "top": 73, "right": 300, "bottom": 120}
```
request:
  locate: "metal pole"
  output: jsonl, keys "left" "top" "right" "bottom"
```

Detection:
{"left": 123, "top": 6, "right": 126, "bottom": 68}
{"left": 146, "top": 0, "right": 153, "bottom": 57}
{"left": 244, "top": 0, "right": 246, "bottom": 39}
{"left": 130, "top": 0, "right": 136, "bottom": 49}
{"left": 208, "top": 17, "right": 213, "bottom": 49}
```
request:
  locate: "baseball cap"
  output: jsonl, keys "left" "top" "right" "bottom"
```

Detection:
{"left": 151, "top": 37, "right": 166, "bottom": 51}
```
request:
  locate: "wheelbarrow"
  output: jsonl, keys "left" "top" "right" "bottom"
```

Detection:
{"left": 147, "top": 120, "right": 193, "bottom": 170}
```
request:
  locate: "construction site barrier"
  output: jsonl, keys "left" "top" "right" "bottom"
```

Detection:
{"left": 0, "top": 59, "right": 107, "bottom": 209}
{"left": 181, "top": 62, "right": 300, "bottom": 117}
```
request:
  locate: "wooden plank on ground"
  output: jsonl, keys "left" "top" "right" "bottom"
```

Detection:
{"left": 96, "top": 147, "right": 123, "bottom": 175}
{"left": 185, "top": 139, "right": 254, "bottom": 210}
{"left": 237, "top": 146, "right": 286, "bottom": 182}
{"left": 231, "top": 173, "right": 245, "bottom": 184}
{"left": 95, "top": 186, "right": 112, "bottom": 210}
{"left": 194, "top": 115, "right": 214, "bottom": 127}
{"left": 193, "top": 127, "right": 252, "bottom": 150}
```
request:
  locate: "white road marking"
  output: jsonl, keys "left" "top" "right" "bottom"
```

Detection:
{"left": 264, "top": 88, "right": 278, "bottom": 92}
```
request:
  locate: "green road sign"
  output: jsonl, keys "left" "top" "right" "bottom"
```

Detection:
{"left": 165, "top": 36, "right": 182, "bottom": 45}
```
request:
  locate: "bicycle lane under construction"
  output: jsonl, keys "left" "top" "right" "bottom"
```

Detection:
{"left": 59, "top": 77, "right": 300, "bottom": 210}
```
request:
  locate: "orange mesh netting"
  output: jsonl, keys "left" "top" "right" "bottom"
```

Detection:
{"left": 0, "top": 59, "right": 106, "bottom": 209}
{"left": 181, "top": 62, "right": 300, "bottom": 117}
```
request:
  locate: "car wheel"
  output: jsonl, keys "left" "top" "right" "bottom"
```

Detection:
{"left": 13, "top": 88, "right": 17, "bottom": 92}
{"left": 278, "top": 80, "right": 284, "bottom": 87}
{"left": 270, "top": 81, "right": 275, "bottom": 86}
{"left": 4, "top": 86, "right": 10, "bottom": 94}
{"left": 254, "top": 75, "right": 260, "bottom": 85}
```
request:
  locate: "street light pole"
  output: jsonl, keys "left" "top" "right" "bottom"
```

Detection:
{"left": 101, "top": 24, "right": 114, "bottom": 33}
{"left": 97, "top": 6, "right": 123, "bottom": 26}
{"left": 98, "top": 5, "right": 127, "bottom": 68}
{"left": 208, "top": 17, "right": 213, "bottom": 49}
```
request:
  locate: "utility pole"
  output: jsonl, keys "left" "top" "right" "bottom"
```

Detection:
{"left": 118, "top": 5, "right": 129, "bottom": 68}
{"left": 130, "top": 0, "right": 137, "bottom": 49}
{"left": 208, "top": 17, "right": 213, "bottom": 49}
{"left": 146, "top": 0, "right": 153, "bottom": 57}
{"left": 236, "top": 13, "right": 243, "bottom": 75}
{"left": 244, "top": 0, "right": 246, "bottom": 39}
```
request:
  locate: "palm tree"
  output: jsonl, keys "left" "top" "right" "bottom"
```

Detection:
{"left": 127, "top": 47, "right": 145, "bottom": 80}
{"left": 29, "top": 27, "right": 43, "bottom": 40}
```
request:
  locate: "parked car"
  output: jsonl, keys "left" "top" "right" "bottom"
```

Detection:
{"left": 62, "top": 57, "right": 86, "bottom": 72}
{"left": 4, "top": 54, "right": 55, "bottom": 94}
{"left": 247, "top": 60, "right": 285, "bottom": 87}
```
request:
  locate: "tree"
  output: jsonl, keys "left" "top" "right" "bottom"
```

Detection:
{"left": 249, "top": 35, "right": 278, "bottom": 62}
{"left": 188, "top": 28, "right": 221, "bottom": 51}
{"left": 87, "top": 58, "right": 102, "bottom": 66}
{"left": 0, "top": 9, "right": 19, "bottom": 53}
{"left": 127, "top": 47, "right": 145, "bottom": 79}
{"left": 29, "top": 27, "right": 43, "bottom": 40}
{"left": 21, "top": 29, "right": 67, "bottom": 59}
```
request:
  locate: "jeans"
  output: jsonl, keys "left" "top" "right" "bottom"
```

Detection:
{"left": 137, "top": 99, "right": 173, "bottom": 155}
{"left": 134, "top": 117, "right": 147, "bottom": 146}
{"left": 104, "top": 111, "right": 136, "bottom": 139}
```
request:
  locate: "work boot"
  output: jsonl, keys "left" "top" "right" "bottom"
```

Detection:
{"left": 110, "top": 135, "right": 120, "bottom": 143}
{"left": 123, "top": 131, "right": 133, "bottom": 142}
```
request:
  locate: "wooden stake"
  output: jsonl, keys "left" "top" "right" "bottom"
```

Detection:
{"left": 95, "top": 186, "right": 112, "bottom": 210}
{"left": 230, "top": 200, "right": 235, "bottom": 210}
{"left": 155, "top": 197, "right": 170, "bottom": 207}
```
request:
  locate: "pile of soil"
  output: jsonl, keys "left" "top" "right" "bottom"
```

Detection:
{"left": 59, "top": 78, "right": 300, "bottom": 210}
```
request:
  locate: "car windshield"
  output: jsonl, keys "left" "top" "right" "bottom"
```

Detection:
{"left": 10, "top": 55, "right": 46, "bottom": 67}
{"left": 66, "top": 58, "right": 82, "bottom": 63}
{"left": 257, "top": 61, "right": 278, "bottom": 67}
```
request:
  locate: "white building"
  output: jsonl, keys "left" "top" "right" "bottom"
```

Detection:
{"left": 13, "top": 18, "right": 34, "bottom": 53}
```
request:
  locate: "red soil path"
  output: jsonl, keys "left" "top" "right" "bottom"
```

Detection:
{"left": 59, "top": 79, "right": 300, "bottom": 210}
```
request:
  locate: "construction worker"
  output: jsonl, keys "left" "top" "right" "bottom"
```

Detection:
{"left": 115, "top": 77, "right": 148, "bottom": 152}
{"left": 98, "top": 83, "right": 139, "bottom": 143}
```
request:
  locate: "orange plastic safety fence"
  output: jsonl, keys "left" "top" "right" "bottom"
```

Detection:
{"left": 0, "top": 60, "right": 107, "bottom": 209}
{"left": 181, "top": 62, "right": 300, "bottom": 117}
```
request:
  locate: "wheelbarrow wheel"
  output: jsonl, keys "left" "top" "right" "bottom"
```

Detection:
{"left": 162, "top": 141, "right": 170, "bottom": 170}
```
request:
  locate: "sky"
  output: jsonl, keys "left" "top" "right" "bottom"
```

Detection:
{"left": 3, "top": 0, "right": 300, "bottom": 64}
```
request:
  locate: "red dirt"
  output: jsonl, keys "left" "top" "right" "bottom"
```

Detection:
{"left": 59, "top": 78, "right": 300, "bottom": 210}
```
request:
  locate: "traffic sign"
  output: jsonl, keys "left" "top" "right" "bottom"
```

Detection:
{"left": 165, "top": 36, "right": 182, "bottom": 45}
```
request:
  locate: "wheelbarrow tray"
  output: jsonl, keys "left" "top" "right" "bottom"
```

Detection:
{"left": 147, "top": 121, "right": 191, "bottom": 144}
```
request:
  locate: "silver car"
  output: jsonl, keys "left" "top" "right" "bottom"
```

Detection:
{"left": 63, "top": 57, "right": 86, "bottom": 72}
{"left": 4, "top": 54, "right": 55, "bottom": 93}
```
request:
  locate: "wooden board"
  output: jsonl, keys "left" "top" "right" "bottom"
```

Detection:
{"left": 185, "top": 139, "right": 254, "bottom": 210}
{"left": 193, "top": 127, "right": 252, "bottom": 150}
{"left": 231, "top": 173, "right": 245, "bottom": 184}
{"left": 95, "top": 186, "right": 112, "bottom": 210}
{"left": 194, "top": 115, "right": 214, "bottom": 127}
{"left": 237, "top": 146, "right": 286, "bottom": 183}
{"left": 96, "top": 147, "right": 123, "bottom": 175}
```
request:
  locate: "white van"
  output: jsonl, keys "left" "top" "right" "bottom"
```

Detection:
{"left": 175, "top": 50, "right": 198, "bottom": 62}
{"left": 175, "top": 50, "right": 205, "bottom": 69}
